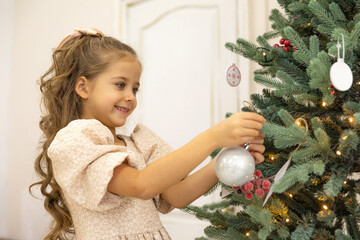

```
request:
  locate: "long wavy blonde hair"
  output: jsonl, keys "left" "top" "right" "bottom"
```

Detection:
{"left": 29, "top": 31, "right": 139, "bottom": 240}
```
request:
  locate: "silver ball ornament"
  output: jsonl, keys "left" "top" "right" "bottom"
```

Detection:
{"left": 214, "top": 146, "right": 255, "bottom": 186}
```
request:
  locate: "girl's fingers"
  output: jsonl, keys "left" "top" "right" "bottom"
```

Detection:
{"left": 258, "top": 133, "right": 266, "bottom": 139}
{"left": 238, "top": 112, "right": 266, "bottom": 123}
{"left": 249, "top": 137, "right": 264, "bottom": 145}
{"left": 240, "top": 136, "right": 257, "bottom": 145}
{"left": 248, "top": 144, "right": 265, "bottom": 154}
{"left": 240, "top": 120, "right": 263, "bottom": 131}
{"left": 250, "top": 152, "right": 265, "bottom": 164}
{"left": 239, "top": 128, "right": 261, "bottom": 138}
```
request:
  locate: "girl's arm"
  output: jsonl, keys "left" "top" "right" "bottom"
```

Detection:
{"left": 160, "top": 136, "right": 266, "bottom": 208}
{"left": 108, "top": 129, "right": 218, "bottom": 200}
{"left": 107, "top": 112, "right": 266, "bottom": 200}
{"left": 160, "top": 158, "right": 218, "bottom": 208}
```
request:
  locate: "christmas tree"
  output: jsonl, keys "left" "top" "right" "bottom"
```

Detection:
{"left": 184, "top": 0, "right": 360, "bottom": 239}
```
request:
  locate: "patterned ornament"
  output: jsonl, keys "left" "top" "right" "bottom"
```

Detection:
{"left": 226, "top": 63, "right": 241, "bottom": 87}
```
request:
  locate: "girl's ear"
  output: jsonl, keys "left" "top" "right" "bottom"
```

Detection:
{"left": 75, "top": 76, "right": 90, "bottom": 99}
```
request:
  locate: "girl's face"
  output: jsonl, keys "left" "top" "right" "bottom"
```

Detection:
{"left": 78, "top": 58, "right": 141, "bottom": 129}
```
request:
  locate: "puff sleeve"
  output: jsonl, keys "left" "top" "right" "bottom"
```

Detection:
{"left": 131, "top": 124, "right": 175, "bottom": 214}
{"left": 48, "top": 119, "right": 128, "bottom": 212}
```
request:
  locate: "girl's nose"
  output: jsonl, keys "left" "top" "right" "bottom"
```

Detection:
{"left": 125, "top": 89, "right": 136, "bottom": 102}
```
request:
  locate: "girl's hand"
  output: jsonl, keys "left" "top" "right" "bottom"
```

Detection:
{"left": 247, "top": 134, "right": 266, "bottom": 164}
{"left": 209, "top": 112, "right": 266, "bottom": 148}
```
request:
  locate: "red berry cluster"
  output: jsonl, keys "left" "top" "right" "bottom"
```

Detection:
{"left": 273, "top": 38, "right": 297, "bottom": 52}
{"left": 233, "top": 170, "right": 271, "bottom": 200}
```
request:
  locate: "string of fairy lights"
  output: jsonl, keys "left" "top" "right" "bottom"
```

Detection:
{"left": 272, "top": 117, "right": 353, "bottom": 162}
{"left": 252, "top": 114, "right": 354, "bottom": 236}
{"left": 224, "top": 20, "right": 358, "bottom": 237}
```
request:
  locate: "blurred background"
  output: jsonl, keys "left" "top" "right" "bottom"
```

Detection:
{"left": 0, "top": 0, "right": 278, "bottom": 239}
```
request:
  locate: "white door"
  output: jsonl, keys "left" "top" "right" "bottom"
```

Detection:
{"left": 118, "top": 0, "right": 250, "bottom": 238}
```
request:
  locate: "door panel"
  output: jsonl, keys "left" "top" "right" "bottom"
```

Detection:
{"left": 119, "top": 0, "right": 245, "bottom": 238}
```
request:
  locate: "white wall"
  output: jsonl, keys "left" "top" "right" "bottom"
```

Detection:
{"left": 1, "top": 0, "right": 279, "bottom": 239}
{"left": 4, "top": 0, "right": 117, "bottom": 239}
{"left": 0, "top": 0, "right": 14, "bottom": 236}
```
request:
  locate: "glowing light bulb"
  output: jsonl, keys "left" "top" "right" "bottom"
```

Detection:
{"left": 336, "top": 150, "right": 342, "bottom": 156}
{"left": 343, "top": 181, "right": 347, "bottom": 184}
{"left": 322, "top": 101, "right": 327, "bottom": 107}
{"left": 318, "top": 196, "right": 325, "bottom": 201}
{"left": 286, "top": 218, "right": 290, "bottom": 222}
{"left": 323, "top": 205, "right": 328, "bottom": 210}
{"left": 296, "top": 120, "right": 301, "bottom": 126}
{"left": 348, "top": 117, "right": 354, "bottom": 123}
{"left": 307, "top": 22, "right": 311, "bottom": 27}
{"left": 289, "top": 193, "right": 293, "bottom": 198}
{"left": 246, "top": 232, "right": 250, "bottom": 236}
{"left": 270, "top": 155, "right": 275, "bottom": 160}
{"left": 262, "top": 52, "right": 267, "bottom": 56}
{"left": 343, "top": 136, "right": 348, "bottom": 140}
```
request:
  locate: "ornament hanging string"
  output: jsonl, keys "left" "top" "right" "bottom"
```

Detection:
{"left": 243, "top": 101, "right": 257, "bottom": 112}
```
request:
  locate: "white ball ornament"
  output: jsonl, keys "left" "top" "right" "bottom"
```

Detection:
{"left": 330, "top": 60, "right": 353, "bottom": 91}
{"left": 330, "top": 34, "right": 353, "bottom": 92}
{"left": 214, "top": 146, "right": 255, "bottom": 187}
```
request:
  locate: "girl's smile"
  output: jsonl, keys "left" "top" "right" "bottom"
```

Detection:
{"left": 115, "top": 105, "right": 131, "bottom": 114}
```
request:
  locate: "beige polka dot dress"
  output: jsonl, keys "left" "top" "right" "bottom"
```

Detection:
{"left": 48, "top": 119, "right": 174, "bottom": 240}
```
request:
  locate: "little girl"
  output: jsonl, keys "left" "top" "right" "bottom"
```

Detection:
{"left": 30, "top": 28, "right": 266, "bottom": 240}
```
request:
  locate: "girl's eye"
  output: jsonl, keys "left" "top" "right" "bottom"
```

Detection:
{"left": 116, "top": 82, "right": 125, "bottom": 88}
{"left": 133, "top": 88, "right": 139, "bottom": 94}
